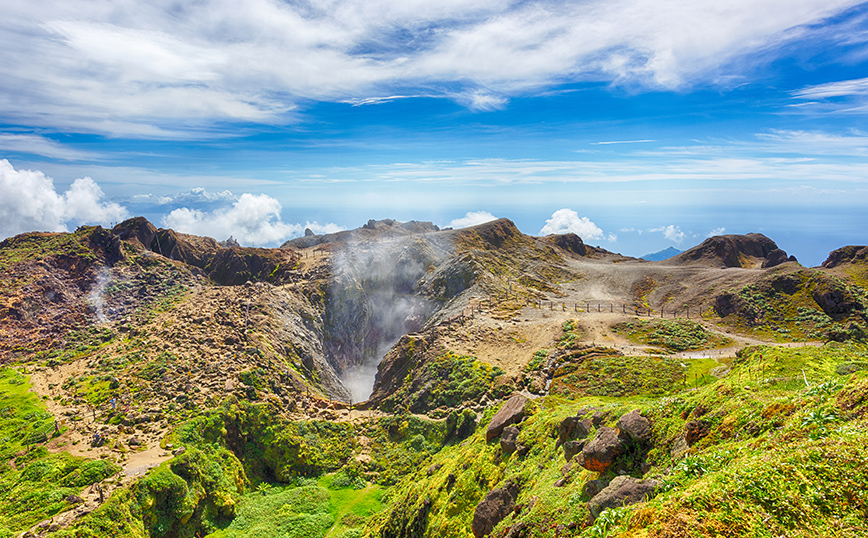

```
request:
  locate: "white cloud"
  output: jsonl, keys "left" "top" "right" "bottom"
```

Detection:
{"left": 133, "top": 187, "right": 237, "bottom": 205}
{"left": 0, "top": 159, "right": 127, "bottom": 239}
{"left": 0, "top": 0, "right": 859, "bottom": 136}
{"left": 539, "top": 209, "right": 604, "bottom": 240}
{"left": 448, "top": 211, "right": 497, "bottom": 229}
{"left": 707, "top": 227, "right": 726, "bottom": 237}
{"left": 0, "top": 133, "right": 99, "bottom": 161}
{"left": 649, "top": 224, "right": 686, "bottom": 244}
{"left": 793, "top": 77, "right": 868, "bottom": 99}
{"left": 161, "top": 193, "right": 343, "bottom": 246}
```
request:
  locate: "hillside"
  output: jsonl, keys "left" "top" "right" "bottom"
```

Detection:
{"left": 0, "top": 219, "right": 867, "bottom": 538}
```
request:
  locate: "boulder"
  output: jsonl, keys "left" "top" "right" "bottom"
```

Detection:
{"left": 582, "top": 479, "right": 609, "bottom": 499}
{"left": 472, "top": 481, "right": 520, "bottom": 537}
{"left": 616, "top": 410, "right": 652, "bottom": 444}
{"left": 591, "top": 410, "right": 607, "bottom": 427}
{"left": 578, "top": 427, "right": 622, "bottom": 472}
{"left": 557, "top": 416, "right": 592, "bottom": 447}
{"left": 563, "top": 440, "right": 586, "bottom": 462}
{"left": 501, "top": 426, "right": 520, "bottom": 454}
{"left": 66, "top": 494, "right": 84, "bottom": 504}
{"left": 486, "top": 394, "right": 528, "bottom": 442}
{"left": 588, "top": 476, "right": 659, "bottom": 521}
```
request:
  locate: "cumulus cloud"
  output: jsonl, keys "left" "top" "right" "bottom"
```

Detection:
{"left": 161, "top": 193, "right": 343, "bottom": 246}
{"left": 539, "top": 209, "right": 604, "bottom": 240}
{"left": 707, "top": 227, "right": 726, "bottom": 237}
{"left": 0, "top": 159, "right": 128, "bottom": 239}
{"left": 649, "top": 224, "right": 687, "bottom": 244}
{"left": 448, "top": 211, "right": 497, "bottom": 229}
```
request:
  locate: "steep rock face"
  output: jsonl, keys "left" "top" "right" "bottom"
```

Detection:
{"left": 322, "top": 237, "right": 446, "bottom": 401}
{"left": 668, "top": 233, "right": 795, "bottom": 269}
{"left": 365, "top": 332, "right": 435, "bottom": 407}
{"left": 543, "top": 233, "right": 587, "bottom": 256}
{"left": 823, "top": 246, "right": 868, "bottom": 269}
{"left": 148, "top": 226, "right": 300, "bottom": 286}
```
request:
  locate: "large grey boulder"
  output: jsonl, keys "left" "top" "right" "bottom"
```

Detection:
{"left": 588, "top": 476, "right": 659, "bottom": 521}
{"left": 616, "top": 410, "right": 652, "bottom": 444}
{"left": 486, "top": 394, "right": 528, "bottom": 442}
{"left": 472, "top": 481, "right": 520, "bottom": 537}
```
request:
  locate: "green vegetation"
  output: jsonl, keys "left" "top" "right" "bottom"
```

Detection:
{"left": 381, "top": 351, "right": 505, "bottom": 413}
{"left": 611, "top": 318, "right": 731, "bottom": 352}
{"left": 551, "top": 354, "right": 689, "bottom": 398}
{"left": 0, "top": 227, "right": 98, "bottom": 274}
{"left": 366, "top": 343, "right": 868, "bottom": 537}
{"left": 557, "top": 319, "right": 587, "bottom": 349}
{"left": 0, "top": 369, "right": 121, "bottom": 536}
{"left": 717, "top": 275, "right": 868, "bottom": 342}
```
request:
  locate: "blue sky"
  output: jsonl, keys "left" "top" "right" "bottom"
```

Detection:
{"left": 1, "top": 0, "right": 868, "bottom": 266}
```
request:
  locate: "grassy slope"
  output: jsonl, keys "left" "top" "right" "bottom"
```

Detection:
{"left": 365, "top": 343, "right": 868, "bottom": 538}
{"left": 0, "top": 368, "right": 121, "bottom": 537}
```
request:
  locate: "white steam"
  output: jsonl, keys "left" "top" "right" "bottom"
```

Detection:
{"left": 0, "top": 159, "right": 128, "bottom": 239}
{"left": 329, "top": 237, "right": 437, "bottom": 402}
{"left": 87, "top": 267, "right": 112, "bottom": 323}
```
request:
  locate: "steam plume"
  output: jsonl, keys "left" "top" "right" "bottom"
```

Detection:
{"left": 87, "top": 267, "right": 111, "bottom": 323}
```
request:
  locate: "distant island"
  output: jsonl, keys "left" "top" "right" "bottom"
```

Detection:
{"left": 640, "top": 246, "right": 682, "bottom": 261}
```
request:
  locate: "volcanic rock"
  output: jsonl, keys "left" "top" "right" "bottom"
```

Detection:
{"left": 822, "top": 245, "right": 868, "bottom": 268}
{"left": 500, "top": 425, "right": 520, "bottom": 454}
{"left": 616, "top": 410, "right": 652, "bottom": 444}
{"left": 588, "top": 476, "right": 659, "bottom": 522}
{"left": 669, "top": 233, "right": 788, "bottom": 269}
{"left": 472, "top": 481, "right": 520, "bottom": 538}
{"left": 486, "top": 394, "right": 529, "bottom": 442}
{"left": 577, "top": 426, "right": 623, "bottom": 472}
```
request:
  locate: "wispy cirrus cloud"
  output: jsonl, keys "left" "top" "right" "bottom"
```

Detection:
{"left": 0, "top": 0, "right": 861, "bottom": 137}
{"left": 0, "top": 133, "right": 100, "bottom": 161}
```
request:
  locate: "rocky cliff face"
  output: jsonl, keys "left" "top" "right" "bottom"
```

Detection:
{"left": 668, "top": 233, "right": 796, "bottom": 268}
{"left": 823, "top": 245, "right": 868, "bottom": 269}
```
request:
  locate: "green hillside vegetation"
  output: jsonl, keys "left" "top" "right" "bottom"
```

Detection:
{"left": 611, "top": 319, "right": 731, "bottom": 352}
{"left": 0, "top": 369, "right": 120, "bottom": 537}
{"left": 31, "top": 342, "right": 864, "bottom": 538}
{"left": 714, "top": 275, "right": 868, "bottom": 342}
{"left": 366, "top": 343, "right": 868, "bottom": 537}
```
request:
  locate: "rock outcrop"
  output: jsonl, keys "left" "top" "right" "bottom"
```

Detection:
{"left": 472, "top": 481, "right": 520, "bottom": 538}
{"left": 577, "top": 426, "right": 622, "bottom": 472}
{"left": 822, "top": 246, "right": 868, "bottom": 269}
{"left": 668, "top": 233, "right": 795, "bottom": 269}
{"left": 500, "top": 426, "right": 520, "bottom": 454}
{"left": 616, "top": 410, "right": 652, "bottom": 443}
{"left": 587, "top": 476, "right": 659, "bottom": 522}
{"left": 486, "top": 394, "right": 529, "bottom": 442}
